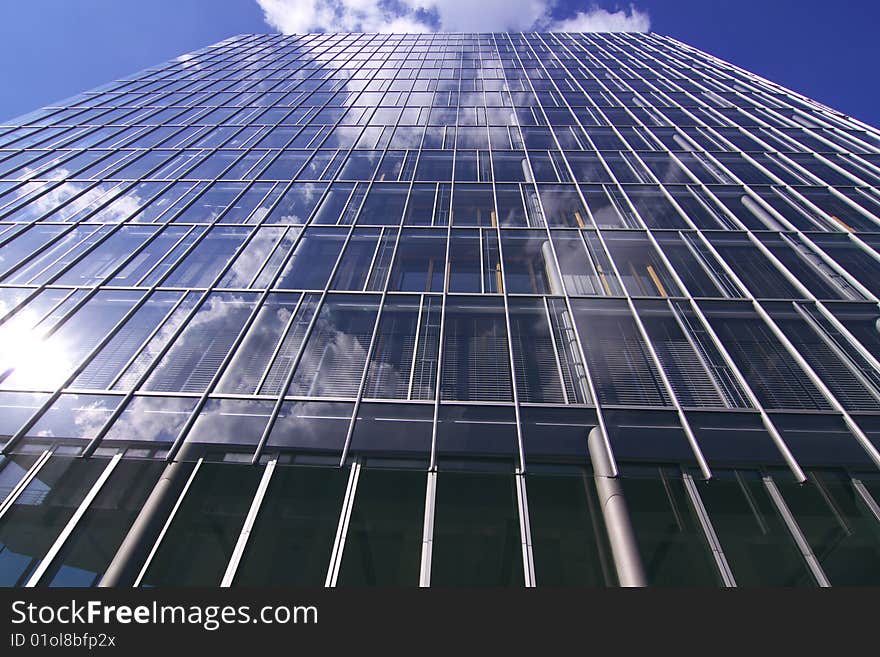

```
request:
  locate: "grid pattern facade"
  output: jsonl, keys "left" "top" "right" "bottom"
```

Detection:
{"left": 1, "top": 32, "right": 880, "bottom": 587}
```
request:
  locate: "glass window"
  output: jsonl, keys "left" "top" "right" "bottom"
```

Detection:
{"left": 570, "top": 299, "right": 671, "bottom": 407}
{"left": 430, "top": 469, "right": 523, "bottom": 587}
{"left": 624, "top": 187, "right": 689, "bottom": 229}
{"left": 159, "top": 226, "right": 251, "bottom": 288}
{"left": 0, "top": 453, "right": 40, "bottom": 502}
{"left": 337, "top": 466, "right": 426, "bottom": 586}
{"left": 767, "top": 303, "right": 880, "bottom": 412}
{"left": 527, "top": 467, "right": 615, "bottom": 586}
{"left": 702, "top": 302, "right": 831, "bottom": 411}
{"left": 706, "top": 233, "right": 800, "bottom": 299}
{"left": 234, "top": 464, "right": 348, "bottom": 586}
{"left": 441, "top": 297, "right": 512, "bottom": 402}
{"left": 451, "top": 184, "right": 495, "bottom": 226}
{"left": 415, "top": 151, "right": 453, "bottom": 182}
{"left": 286, "top": 295, "right": 380, "bottom": 398}
{"left": 356, "top": 183, "right": 408, "bottom": 225}
{"left": 362, "top": 296, "right": 422, "bottom": 400}
{"left": 2, "top": 290, "right": 142, "bottom": 392}
{"left": 389, "top": 228, "right": 446, "bottom": 292}
{"left": 495, "top": 184, "right": 528, "bottom": 227}
{"left": 500, "top": 230, "right": 561, "bottom": 295}
{"left": 603, "top": 232, "right": 681, "bottom": 297}
{"left": 0, "top": 456, "right": 109, "bottom": 586}
{"left": 537, "top": 184, "right": 589, "bottom": 228}
{"left": 508, "top": 298, "right": 566, "bottom": 403}
{"left": 41, "top": 458, "right": 165, "bottom": 587}
{"left": 259, "top": 150, "right": 310, "bottom": 180}
{"left": 275, "top": 227, "right": 347, "bottom": 290}
{"left": 54, "top": 226, "right": 158, "bottom": 286}
{"left": 619, "top": 465, "right": 722, "bottom": 587}
{"left": 141, "top": 292, "right": 257, "bottom": 393}
{"left": 330, "top": 229, "right": 381, "bottom": 291}
{"left": 492, "top": 152, "right": 529, "bottom": 183}
{"left": 263, "top": 182, "right": 327, "bottom": 224}
{"left": 338, "top": 151, "right": 381, "bottom": 181}
{"left": 217, "top": 227, "right": 287, "bottom": 288}
{"left": 776, "top": 470, "right": 880, "bottom": 586}
{"left": 653, "top": 233, "right": 725, "bottom": 298}
{"left": 140, "top": 462, "right": 262, "bottom": 587}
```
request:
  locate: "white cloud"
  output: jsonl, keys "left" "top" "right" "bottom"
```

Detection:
{"left": 551, "top": 6, "right": 650, "bottom": 32}
{"left": 255, "top": 0, "right": 651, "bottom": 34}
{"left": 256, "top": 0, "right": 432, "bottom": 33}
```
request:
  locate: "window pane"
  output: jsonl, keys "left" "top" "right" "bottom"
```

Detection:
{"left": 430, "top": 470, "right": 523, "bottom": 587}
{"left": 287, "top": 295, "right": 380, "bottom": 397}
{"left": 141, "top": 293, "right": 256, "bottom": 393}
{"left": 697, "top": 471, "right": 814, "bottom": 587}
{"left": 337, "top": 467, "right": 425, "bottom": 587}
{"left": 42, "top": 459, "right": 165, "bottom": 587}
{"left": 0, "top": 456, "right": 108, "bottom": 586}
{"left": 776, "top": 470, "right": 880, "bottom": 586}
{"left": 441, "top": 297, "right": 512, "bottom": 402}
{"left": 275, "top": 228, "right": 346, "bottom": 290}
{"left": 619, "top": 466, "right": 721, "bottom": 587}
{"left": 528, "top": 469, "right": 615, "bottom": 586}
{"left": 389, "top": 229, "right": 446, "bottom": 292}
{"left": 140, "top": 462, "right": 262, "bottom": 587}
{"left": 234, "top": 465, "right": 347, "bottom": 586}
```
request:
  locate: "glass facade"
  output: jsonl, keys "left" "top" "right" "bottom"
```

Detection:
{"left": 1, "top": 31, "right": 880, "bottom": 587}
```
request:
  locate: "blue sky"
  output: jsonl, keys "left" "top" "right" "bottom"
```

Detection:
{"left": 0, "top": 0, "right": 877, "bottom": 127}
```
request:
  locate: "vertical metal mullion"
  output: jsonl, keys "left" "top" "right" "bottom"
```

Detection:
{"left": 418, "top": 469, "right": 437, "bottom": 587}
{"left": 681, "top": 471, "right": 736, "bottom": 586}
{"left": 852, "top": 479, "right": 880, "bottom": 525}
{"left": 762, "top": 474, "right": 831, "bottom": 587}
{"left": 221, "top": 457, "right": 277, "bottom": 587}
{"left": 325, "top": 458, "right": 361, "bottom": 587}
{"left": 515, "top": 468, "right": 536, "bottom": 587}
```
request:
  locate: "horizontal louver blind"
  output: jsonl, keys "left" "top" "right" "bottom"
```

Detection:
{"left": 364, "top": 303, "right": 419, "bottom": 399}
{"left": 287, "top": 297, "right": 379, "bottom": 397}
{"left": 572, "top": 305, "right": 671, "bottom": 407}
{"left": 509, "top": 301, "right": 565, "bottom": 403}
{"left": 142, "top": 295, "right": 255, "bottom": 393}
{"left": 777, "top": 318, "right": 880, "bottom": 411}
{"left": 73, "top": 294, "right": 178, "bottom": 390}
{"left": 711, "top": 316, "right": 831, "bottom": 410}
{"left": 440, "top": 301, "right": 512, "bottom": 402}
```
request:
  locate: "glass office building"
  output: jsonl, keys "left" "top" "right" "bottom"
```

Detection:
{"left": 1, "top": 31, "right": 880, "bottom": 588}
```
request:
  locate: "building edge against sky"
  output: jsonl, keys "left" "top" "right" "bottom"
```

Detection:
{"left": 0, "top": 32, "right": 879, "bottom": 587}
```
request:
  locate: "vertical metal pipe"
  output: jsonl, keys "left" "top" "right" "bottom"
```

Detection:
{"left": 588, "top": 426, "right": 647, "bottom": 587}
{"left": 98, "top": 449, "right": 197, "bottom": 587}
